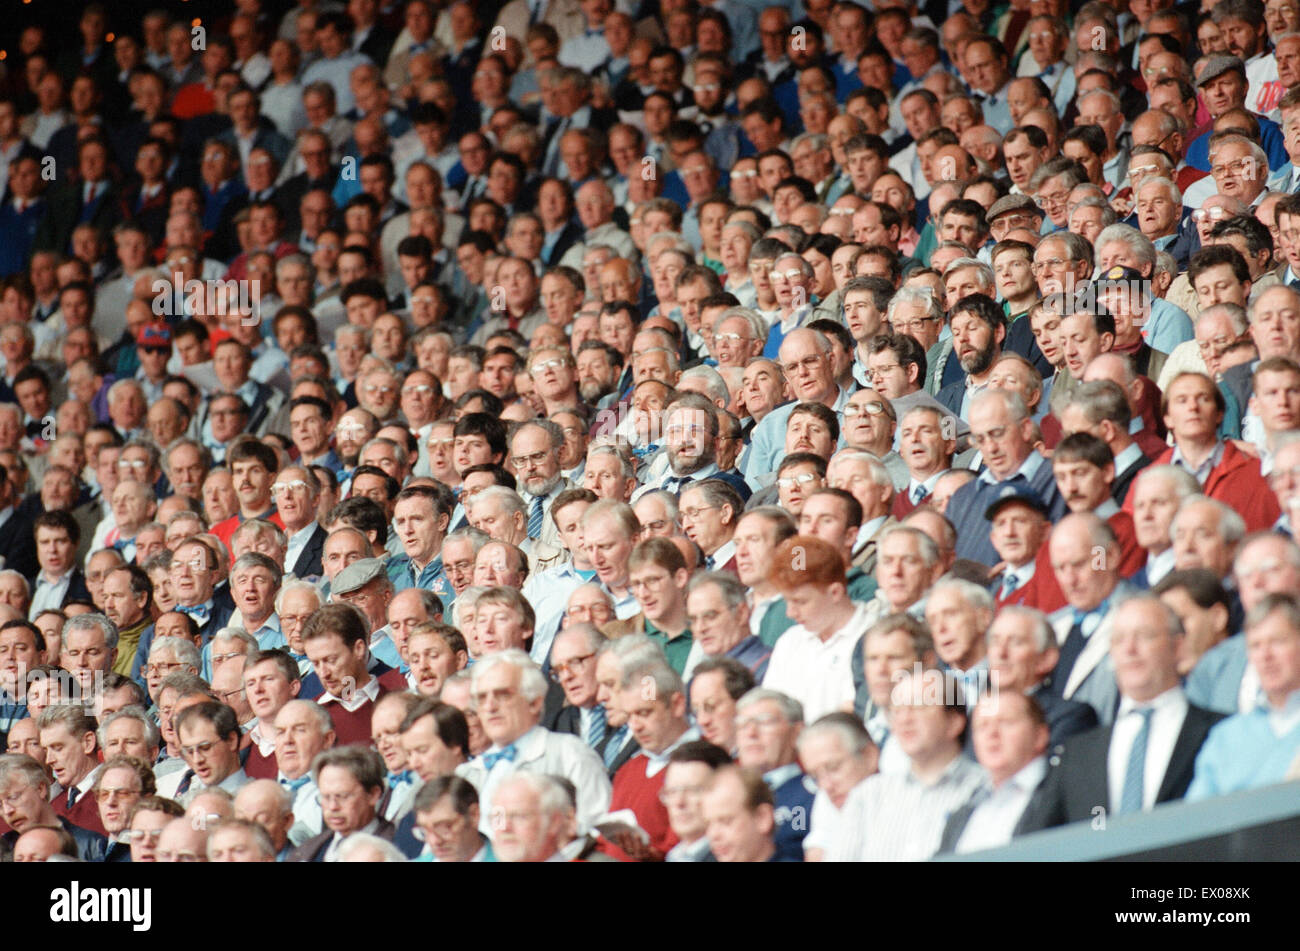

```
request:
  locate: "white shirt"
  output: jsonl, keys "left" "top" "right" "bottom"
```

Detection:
{"left": 317, "top": 674, "right": 381, "bottom": 713}
{"left": 833, "top": 754, "right": 986, "bottom": 861}
{"left": 456, "top": 725, "right": 613, "bottom": 834}
{"left": 955, "top": 755, "right": 1048, "bottom": 854}
{"left": 1107, "top": 685, "right": 1189, "bottom": 812}
{"left": 761, "top": 601, "right": 871, "bottom": 722}
{"left": 284, "top": 521, "right": 318, "bottom": 576}
{"left": 29, "top": 570, "right": 73, "bottom": 620}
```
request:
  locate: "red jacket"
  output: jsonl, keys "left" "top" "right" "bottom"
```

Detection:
{"left": 1124, "top": 441, "right": 1281, "bottom": 532}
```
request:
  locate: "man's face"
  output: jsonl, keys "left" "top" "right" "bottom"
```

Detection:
{"left": 35, "top": 526, "right": 73, "bottom": 576}
{"left": 1050, "top": 524, "right": 1117, "bottom": 612}
{"left": 1211, "top": 142, "right": 1263, "bottom": 201}
{"left": 338, "top": 579, "right": 392, "bottom": 634}
{"left": 317, "top": 763, "right": 379, "bottom": 835}
{"left": 101, "top": 569, "right": 145, "bottom": 630}
{"left": 890, "top": 672, "right": 962, "bottom": 761}
{"left": 401, "top": 713, "right": 463, "bottom": 783}
{"left": 0, "top": 628, "right": 39, "bottom": 694}
{"left": 1163, "top": 375, "right": 1222, "bottom": 443}
{"left": 876, "top": 532, "right": 937, "bottom": 611}
{"left": 473, "top": 662, "right": 540, "bottom": 747}
{"left": 231, "top": 458, "right": 273, "bottom": 512}
{"left": 583, "top": 515, "right": 634, "bottom": 588}
{"left": 735, "top": 699, "right": 799, "bottom": 774}
{"left": 0, "top": 776, "right": 47, "bottom": 832}
{"left": 475, "top": 599, "right": 529, "bottom": 655}
{"left": 39, "top": 720, "right": 96, "bottom": 791}
{"left": 304, "top": 632, "right": 366, "bottom": 698}
{"left": 178, "top": 717, "right": 240, "bottom": 787}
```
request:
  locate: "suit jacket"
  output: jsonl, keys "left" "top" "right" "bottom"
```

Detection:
{"left": 596, "top": 730, "right": 640, "bottom": 778}
{"left": 33, "top": 179, "right": 126, "bottom": 254}
{"left": 542, "top": 220, "right": 584, "bottom": 268}
{"left": 289, "top": 523, "right": 328, "bottom": 579}
{"left": 0, "top": 507, "right": 36, "bottom": 579}
{"left": 285, "top": 815, "right": 398, "bottom": 862}
{"left": 1019, "top": 703, "right": 1225, "bottom": 829}
{"left": 937, "top": 769, "right": 1050, "bottom": 854}
{"left": 1030, "top": 683, "right": 1100, "bottom": 746}
{"left": 1047, "top": 581, "right": 1143, "bottom": 725}
{"left": 1111, "top": 448, "right": 1152, "bottom": 504}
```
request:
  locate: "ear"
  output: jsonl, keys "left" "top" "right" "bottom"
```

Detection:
{"left": 81, "top": 730, "right": 97, "bottom": 756}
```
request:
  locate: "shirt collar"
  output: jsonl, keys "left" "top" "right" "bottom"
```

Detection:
{"left": 1117, "top": 684, "right": 1185, "bottom": 720}
{"left": 318, "top": 673, "right": 379, "bottom": 711}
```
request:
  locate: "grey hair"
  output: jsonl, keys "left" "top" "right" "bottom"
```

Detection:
{"left": 634, "top": 489, "right": 680, "bottom": 524}
{"left": 928, "top": 576, "right": 995, "bottom": 615}
{"left": 360, "top": 436, "right": 408, "bottom": 470}
{"left": 0, "top": 570, "right": 30, "bottom": 599}
{"left": 1094, "top": 223, "right": 1155, "bottom": 274}
{"left": 830, "top": 449, "right": 894, "bottom": 489}
{"left": 795, "top": 715, "right": 873, "bottom": 757}
{"left": 335, "top": 323, "right": 370, "bottom": 345}
{"left": 210, "top": 627, "right": 259, "bottom": 654}
{"left": 149, "top": 635, "right": 201, "bottom": 671}
{"left": 718, "top": 306, "right": 768, "bottom": 340}
{"left": 942, "top": 257, "right": 995, "bottom": 291}
{"left": 276, "top": 698, "right": 334, "bottom": 735}
{"left": 491, "top": 771, "right": 571, "bottom": 820}
{"left": 595, "top": 632, "right": 667, "bottom": 671}
{"left": 107, "top": 378, "right": 145, "bottom": 404}
{"left": 588, "top": 443, "right": 635, "bottom": 479}
{"left": 472, "top": 486, "right": 528, "bottom": 519}
{"left": 877, "top": 524, "right": 939, "bottom": 567}
{"left": 679, "top": 365, "right": 730, "bottom": 405}
{"left": 618, "top": 657, "right": 684, "bottom": 700}
{"left": 1136, "top": 175, "right": 1182, "bottom": 207}
{"left": 1199, "top": 303, "right": 1249, "bottom": 337}
{"left": 1132, "top": 463, "right": 1202, "bottom": 502}
{"left": 1113, "top": 592, "right": 1184, "bottom": 639}
{"left": 774, "top": 252, "right": 815, "bottom": 279}
{"left": 0, "top": 753, "right": 50, "bottom": 790}
{"left": 886, "top": 287, "right": 943, "bottom": 325}
{"left": 1207, "top": 133, "right": 1267, "bottom": 173}
{"left": 335, "top": 832, "right": 408, "bottom": 862}
{"left": 453, "top": 585, "right": 487, "bottom": 630}
{"left": 1171, "top": 495, "right": 1246, "bottom": 547}
{"left": 736, "top": 687, "right": 804, "bottom": 723}
{"left": 470, "top": 648, "right": 549, "bottom": 703}
{"left": 970, "top": 387, "right": 1031, "bottom": 423}
{"left": 988, "top": 604, "right": 1055, "bottom": 652}
{"left": 513, "top": 418, "right": 565, "bottom": 453}
{"left": 444, "top": 526, "right": 492, "bottom": 556}
{"left": 63, "top": 613, "right": 118, "bottom": 651}
{"left": 275, "top": 579, "right": 323, "bottom": 616}
{"left": 1069, "top": 196, "right": 1117, "bottom": 229}
{"left": 96, "top": 705, "right": 161, "bottom": 751}
{"left": 685, "top": 570, "right": 749, "bottom": 610}
{"left": 554, "top": 622, "right": 607, "bottom": 654}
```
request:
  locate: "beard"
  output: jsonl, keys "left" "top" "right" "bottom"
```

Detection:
{"left": 960, "top": 342, "right": 997, "bottom": 376}
{"left": 580, "top": 379, "right": 614, "bottom": 403}
{"left": 668, "top": 444, "right": 717, "bottom": 475}
{"left": 525, "top": 471, "right": 563, "bottom": 498}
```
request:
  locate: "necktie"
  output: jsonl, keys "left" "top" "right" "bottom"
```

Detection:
{"left": 632, "top": 443, "right": 659, "bottom": 459}
{"left": 1051, "top": 618, "right": 1090, "bottom": 696}
{"left": 179, "top": 602, "right": 211, "bottom": 624}
{"left": 911, "top": 483, "right": 929, "bottom": 505}
{"left": 387, "top": 769, "right": 413, "bottom": 790}
{"left": 175, "top": 770, "right": 195, "bottom": 796}
{"left": 1118, "top": 706, "right": 1154, "bottom": 814}
{"left": 602, "top": 725, "right": 628, "bottom": 769}
{"left": 66, "top": 786, "right": 78, "bottom": 810}
{"left": 529, "top": 0, "right": 544, "bottom": 25}
{"left": 585, "top": 705, "right": 607, "bottom": 749}
{"left": 664, "top": 475, "right": 692, "bottom": 494}
{"left": 528, "top": 495, "right": 545, "bottom": 539}
{"left": 280, "top": 774, "right": 311, "bottom": 793}
{"left": 482, "top": 744, "right": 519, "bottom": 769}
{"left": 1000, "top": 572, "right": 1018, "bottom": 599}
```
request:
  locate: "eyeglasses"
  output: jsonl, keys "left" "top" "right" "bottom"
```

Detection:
{"left": 146, "top": 661, "right": 183, "bottom": 676}
{"left": 272, "top": 480, "right": 310, "bottom": 496}
{"left": 630, "top": 574, "right": 673, "bottom": 593}
{"left": 180, "top": 739, "right": 223, "bottom": 759}
{"left": 117, "top": 459, "right": 149, "bottom": 472}
{"left": 713, "top": 332, "right": 748, "bottom": 344}
{"left": 844, "top": 402, "right": 887, "bottom": 417}
{"left": 402, "top": 384, "right": 434, "bottom": 396}
{"left": 96, "top": 786, "right": 142, "bottom": 801}
{"left": 679, "top": 505, "right": 718, "bottom": 520}
{"left": 769, "top": 269, "right": 805, "bottom": 281}
{"left": 412, "top": 818, "right": 463, "bottom": 841}
{"left": 1191, "top": 207, "right": 1229, "bottom": 223}
{"left": 1033, "top": 191, "right": 1068, "bottom": 209}
{"left": 778, "top": 472, "right": 818, "bottom": 489}
{"left": 119, "top": 828, "right": 165, "bottom": 844}
{"left": 363, "top": 384, "right": 395, "bottom": 396}
{"left": 550, "top": 652, "right": 596, "bottom": 679}
{"left": 530, "top": 359, "right": 566, "bottom": 375}
{"left": 1031, "top": 258, "right": 1069, "bottom": 274}
{"left": 780, "top": 355, "right": 824, "bottom": 375}
{"left": 511, "top": 450, "right": 552, "bottom": 470}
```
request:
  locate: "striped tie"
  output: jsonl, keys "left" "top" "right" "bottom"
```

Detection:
{"left": 602, "top": 725, "right": 628, "bottom": 769}
{"left": 1118, "top": 707, "right": 1154, "bottom": 814}
{"left": 585, "top": 705, "right": 607, "bottom": 750}
{"left": 528, "top": 495, "right": 545, "bottom": 539}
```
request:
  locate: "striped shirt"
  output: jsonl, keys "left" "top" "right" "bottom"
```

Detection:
{"left": 831, "top": 754, "right": 986, "bottom": 861}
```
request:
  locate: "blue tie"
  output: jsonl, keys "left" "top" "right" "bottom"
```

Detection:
{"left": 280, "top": 775, "right": 311, "bottom": 793}
{"left": 602, "top": 725, "right": 628, "bottom": 769}
{"left": 179, "top": 602, "right": 211, "bottom": 624}
{"left": 632, "top": 444, "right": 659, "bottom": 459}
{"left": 585, "top": 705, "right": 607, "bottom": 749}
{"left": 175, "top": 770, "right": 195, "bottom": 796}
{"left": 911, "top": 483, "right": 929, "bottom": 505}
{"left": 387, "top": 770, "right": 413, "bottom": 790}
{"left": 1119, "top": 706, "right": 1154, "bottom": 814}
{"left": 66, "top": 787, "right": 78, "bottom": 810}
{"left": 483, "top": 744, "right": 519, "bottom": 769}
{"left": 1000, "top": 571, "right": 1018, "bottom": 599}
{"left": 528, "top": 496, "right": 545, "bottom": 539}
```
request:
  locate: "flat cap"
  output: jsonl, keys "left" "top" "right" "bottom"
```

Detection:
{"left": 331, "top": 557, "right": 389, "bottom": 596}
{"left": 987, "top": 193, "right": 1041, "bottom": 221}
{"left": 1196, "top": 55, "right": 1247, "bottom": 88}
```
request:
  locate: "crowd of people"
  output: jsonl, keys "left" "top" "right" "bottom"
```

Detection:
{"left": 1, "top": 0, "right": 1300, "bottom": 864}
